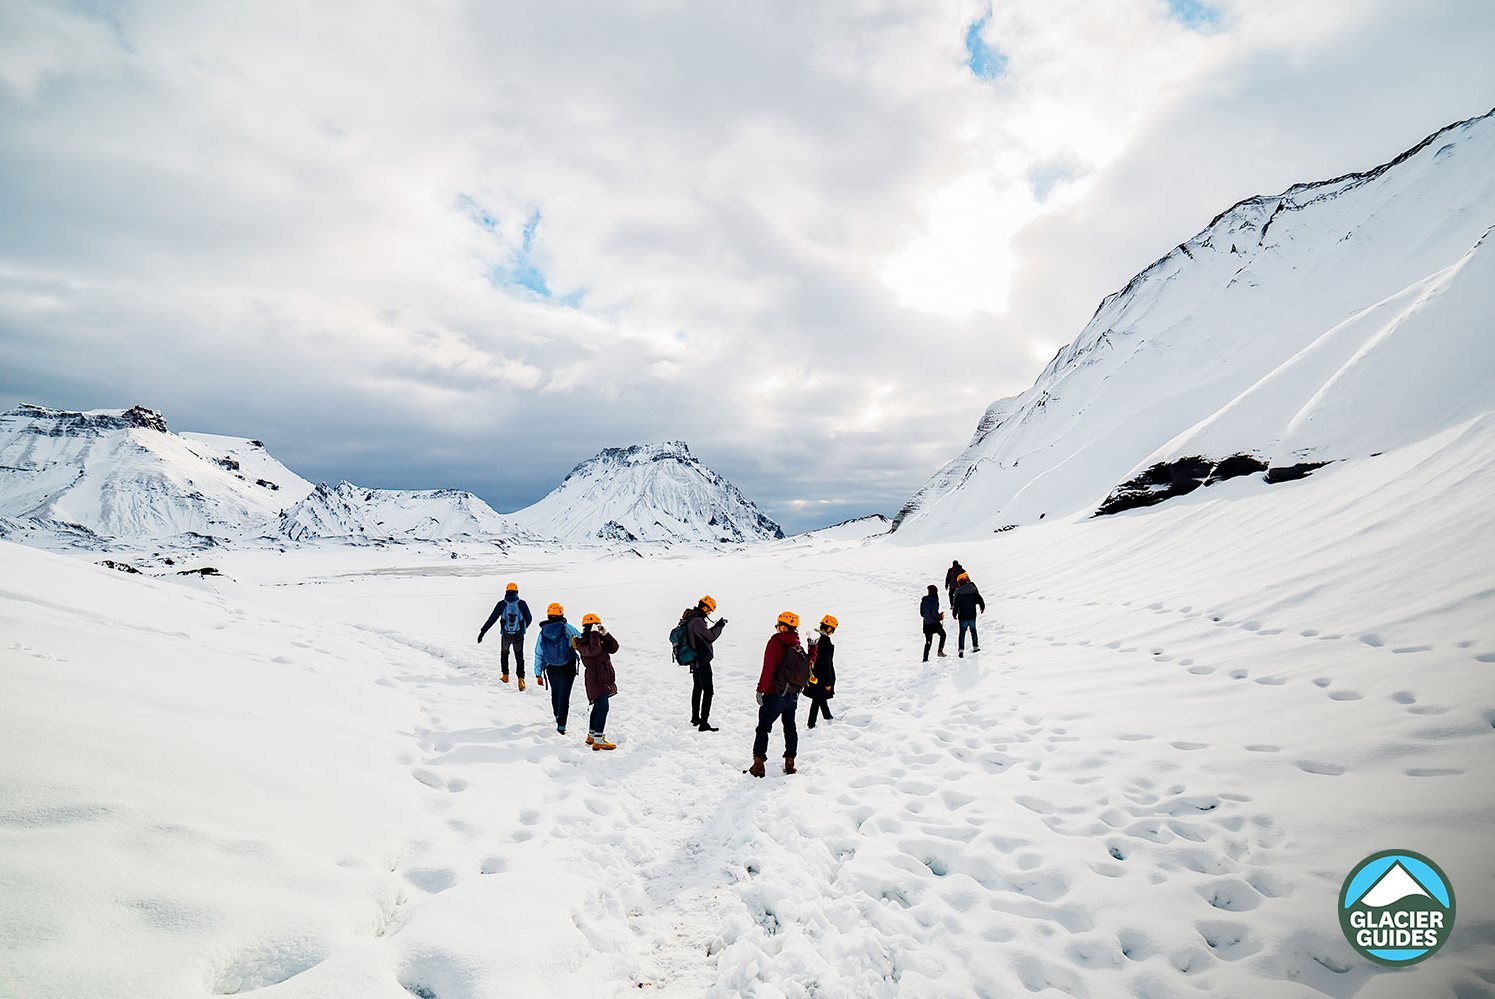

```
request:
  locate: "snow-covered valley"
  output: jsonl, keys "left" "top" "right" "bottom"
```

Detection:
{"left": 4, "top": 409, "right": 1492, "bottom": 998}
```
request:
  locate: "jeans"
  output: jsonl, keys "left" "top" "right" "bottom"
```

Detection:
{"left": 807, "top": 694, "right": 833, "bottom": 726}
{"left": 545, "top": 664, "right": 576, "bottom": 728}
{"left": 923, "top": 623, "right": 946, "bottom": 660}
{"left": 958, "top": 619, "right": 978, "bottom": 651}
{"left": 691, "top": 662, "right": 714, "bottom": 724}
{"left": 753, "top": 692, "right": 799, "bottom": 759}
{"left": 589, "top": 693, "right": 610, "bottom": 737}
{"left": 500, "top": 632, "right": 526, "bottom": 676}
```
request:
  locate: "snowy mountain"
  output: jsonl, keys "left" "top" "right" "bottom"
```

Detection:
{"left": 278, "top": 481, "right": 520, "bottom": 543}
{"left": 894, "top": 108, "right": 1495, "bottom": 539}
{"left": 0, "top": 404, "right": 312, "bottom": 544}
{"left": 508, "top": 442, "right": 784, "bottom": 545}
{"left": 790, "top": 514, "right": 891, "bottom": 543}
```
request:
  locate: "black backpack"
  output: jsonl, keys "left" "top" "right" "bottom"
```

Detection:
{"left": 775, "top": 643, "right": 811, "bottom": 693}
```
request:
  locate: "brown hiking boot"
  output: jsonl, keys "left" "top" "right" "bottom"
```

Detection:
{"left": 592, "top": 739, "right": 616, "bottom": 751}
{"left": 517, "top": 676, "right": 526, "bottom": 691}
{"left": 783, "top": 757, "right": 797, "bottom": 775}
{"left": 747, "top": 756, "right": 766, "bottom": 778}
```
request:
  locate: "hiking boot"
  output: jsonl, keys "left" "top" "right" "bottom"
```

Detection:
{"left": 592, "top": 739, "right": 616, "bottom": 751}
{"left": 959, "top": 650, "right": 964, "bottom": 658}
{"left": 501, "top": 673, "right": 510, "bottom": 684}
{"left": 690, "top": 716, "right": 700, "bottom": 726}
{"left": 783, "top": 757, "right": 797, "bottom": 775}
{"left": 585, "top": 735, "right": 595, "bottom": 746}
{"left": 556, "top": 724, "right": 566, "bottom": 735}
{"left": 937, "top": 651, "right": 948, "bottom": 658}
{"left": 973, "top": 646, "right": 980, "bottom": 653}
{"left": 747, "top": 756, "right": 766, "bottom": 778}
{"left": 517, "top": 676, "right": 527, "bottom": 691}
{"left": 698, "top": 721, "right": 719, "bottom": 732}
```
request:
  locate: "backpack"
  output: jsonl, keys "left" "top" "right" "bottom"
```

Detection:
{"left": 669, "top": 612, "right": 698, "bottom": 666}
{"left": 539, "top": 622, "right": 575, "bottom": 668}
{"left": 500, "top": 599, "right": 525, "bottom": 635}
{"left": 775, "top": 642, "right": 811, "bottom": 694}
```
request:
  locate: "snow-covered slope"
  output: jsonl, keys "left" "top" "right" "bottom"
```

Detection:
{"left": 508, "top": 442, "right": 783, "bottom": 545}
{"left": 0, "top": 404, "right": 312, "bottom": 543}
{"left": 895, "top": 108, "right": 1495, "bottom": 539}
{"left": 790, "top": 514, "right": 891, "bottom": 543}
{"left": 278, "top": 481, "right": 519, "bottom": 543}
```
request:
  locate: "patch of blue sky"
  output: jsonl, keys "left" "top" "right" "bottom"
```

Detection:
{"left": 964, "top": 9, "right": 1008, "bottom": 82}
{"left": 468, "top": 206, "right": 584, "bottom": 306}
{"left": 1028, "top": 164, "right": 1075, "bottom": 203}
{"left": 1166, "top": 0, "right": 1221, "bottom": 30}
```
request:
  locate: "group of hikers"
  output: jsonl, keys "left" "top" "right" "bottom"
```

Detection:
{"left": 920, "top": 559, "right": 986, "bottom": 660}
{"left": 476, "top": 585, "right": 838, "bottom": 776}
{"left": 475, "top": 561, "right": 981, "bottom": 775}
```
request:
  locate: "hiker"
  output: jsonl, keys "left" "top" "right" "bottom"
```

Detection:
{"left": 575, "top": 613, "right": 620, "bottom": 751}
{"left": 477, "top": 581, "right": 534, "bottom": 689}
{"left": 944, "top": 560, "right": 965, "bottom": 608}
{"left": 921, "top": 585, "right": 948, "bottom": 661}
{"left": 951, "top": 572, "right": 985, "bottom": 657}
{"left": 533, "top": 602, "right": 581, "bottom": 734}
{"left": 748, "top": 611, "right": 809, "bottom": 777}
{"left": 805, "top": 614, "right": 837, "bottom": 728}
{"left": 678, "top": 595, "right": 727, "bottom": 732}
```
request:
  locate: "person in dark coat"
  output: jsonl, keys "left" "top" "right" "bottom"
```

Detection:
{"left": 944, "top": 560, "right": 965, "bottom": 609}
{"left": 920, "top": 585, "right": 947, "bottom": 661}
{"left": 574, "top": 613, "right": 620, "bottom": 751}
{"left": 749, "top": 611, "right": 805, "bottom": 777}
{"left": 477, "top": 581, "right": 534, "bottom": 689}
{"left": 951, "top": 573, "right": 985, "bottom": 657}
{"left": 805, "top": 614, "right": 838, "bottom": 728}
{"left": 683, "top": 594, "right": 727, "bottom": 732}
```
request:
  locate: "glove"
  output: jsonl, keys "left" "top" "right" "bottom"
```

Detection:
{"left": 756, "top": 692, "right": 765, "bottom": 706}
{"left": 718, "top": 618, "right": 728, "bottom": 627}
{"left": 824, "top": 686, "right": 832, "bottom": 695}
{"left": 537, "top": 673, "right": 546, "bottom": 687}
{"left": 596, "top": 625, "right": 607, "bottom": 636}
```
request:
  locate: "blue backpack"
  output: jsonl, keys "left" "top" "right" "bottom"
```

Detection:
{"left": 538, "top": 621, "right": 575, "bottom": 667}
{"left": 501, "top": 599, "right": 525, "bottom": 635}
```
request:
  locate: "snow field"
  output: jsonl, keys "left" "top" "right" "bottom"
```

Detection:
{"left": 2, "top": 413, "right": 1493, "bottom": 997}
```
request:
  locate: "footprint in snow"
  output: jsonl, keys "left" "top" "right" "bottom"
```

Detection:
{"left": 1312, "top": 677, "right": 1331, "bottom": 688}
{"left": 1328, "top": 690, "right": 1362, "bottom": 701}
{"left": 1405, "top": 768, "right": 1464, "bottom": 777}
{"left": 1295, "top": 760, "right": 1345, "bottom": 776}
{"left": 1392, "top": 645, "right": 1432, "bottom": 654}
{"left": 1359, "top": 634, "right": 1385, "bottom": 648}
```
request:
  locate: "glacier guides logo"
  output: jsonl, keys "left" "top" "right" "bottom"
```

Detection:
{"left": 1340, "top": 850, "right": 1455, "bottom": 967}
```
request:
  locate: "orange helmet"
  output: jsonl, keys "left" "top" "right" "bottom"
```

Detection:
{"left": 777, "top": 610, "right": 800, "bottom": 629}
{"left": 820, "top": 614, "right": 838, "bottom": 631}
{"left": 581, "top": 613, "right": 601, "bottom": 627}
{"left": 699, "top": 594, "right": 718, "bottom": 613}
{"left": 505, "top": 581, "right": 519, "bottom": 592}
{"left": 956, "top": 573, "right": 970, "bottom": 584}
{"left": 547, "top": 602, "right": 565, "bottom": 617}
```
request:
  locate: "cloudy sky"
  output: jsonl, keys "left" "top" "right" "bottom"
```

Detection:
{"left": 2, "top": 0, "right": 1492, "bottom": 532}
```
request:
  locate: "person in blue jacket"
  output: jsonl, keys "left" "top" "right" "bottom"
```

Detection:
{"left": 920, "top": 584, "right": 947, "bottom": 662}
{"left": 534, "top": 602, "right": 582, "bottom": 734}
{"left": 477, "top": 581, "right": 533, "bottom": 689}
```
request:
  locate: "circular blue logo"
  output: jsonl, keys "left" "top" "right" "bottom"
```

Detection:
{"left": 1340, "top": 850, "right": 1455, "bottom": 967}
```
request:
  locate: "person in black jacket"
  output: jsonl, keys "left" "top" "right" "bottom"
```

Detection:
{"left": 477, "top": 581, "right": 534, "bottom": 689}
{"left": 920, "top": 585, "right": 947, "bottom": 662}
{"left": 951, "top": 572, "right": 985, "bottom": 657}
{"left": 805, "top": 615, "right": 838, "bottom": 728}
{"left": 944, "top": 560, "right": 965, "bottom": 609}
{"left": 683, "top": 594, "right": 727, "bottom": 731}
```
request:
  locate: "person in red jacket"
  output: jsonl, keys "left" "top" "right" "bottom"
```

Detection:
{"left": 748, "top": 611, "right": 807, "bottom": 778}
{"left": 574, "top": 613, "right": 620, "bottom": 751}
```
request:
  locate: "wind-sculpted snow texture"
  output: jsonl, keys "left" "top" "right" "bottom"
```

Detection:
{"left": 277, "top": 481, "right": 520, "bottom": 544}
{"left": 895, "top": 108, "right": 1495, "bottom": 539}
{"left": 509, "top": 441, "right": 784, "bottom": 545}
{"left": 3, "top": 412, "right": 1493, "bottom": 997}
{"left": 0, "top": 404, "right": 312, "bottom": 545}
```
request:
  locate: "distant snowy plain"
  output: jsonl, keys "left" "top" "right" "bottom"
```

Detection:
{"left": 3, "top": 413, "right": 1493, "bottom": 998}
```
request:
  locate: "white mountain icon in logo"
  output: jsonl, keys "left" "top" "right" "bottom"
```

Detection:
{"left": 1360, "top": 862, "right": 1435, "bottom": 907}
